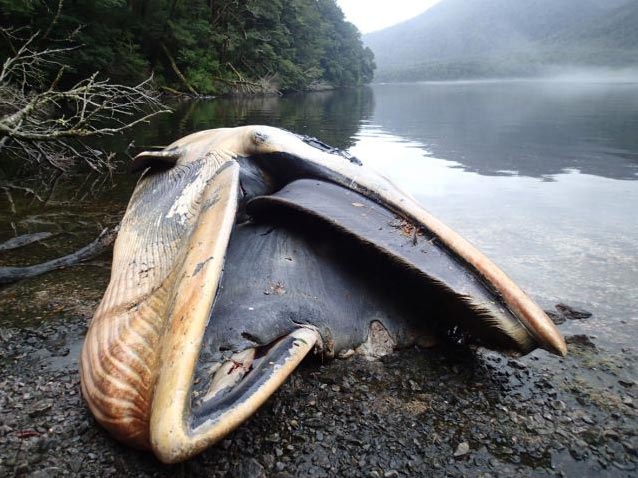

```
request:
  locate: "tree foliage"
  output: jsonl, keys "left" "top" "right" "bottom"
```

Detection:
{"left": 0, "top": 0, "right": 375, "bottom": 95}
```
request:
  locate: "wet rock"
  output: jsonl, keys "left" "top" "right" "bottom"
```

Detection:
{"left": 28, "top": 400, "right": 53, "bottom": 418}
{"left": 31, "top": 467, "right": 61, "bottom": 478}
{"left": 508, "top": 359, "right": 527, "bottom": 370}
{"left": 622, "top": 439, "right": 637, "bottom": 456}
{"left": 238, "top": 457, "right": 267, "bottom": 478}
{"left": 603, "top": 429, "right": 620, "bottom": 440}
{"left": 550, "top": 398, "right": 566, "bottom": 410}
{"left": 569, "top": 439, "right": 589, "bottom": 460}
{"left": 546, "top": 310, "right": 565, "bottom": 325}
{"left": 612, "top": 461, "right": 636, "bottom": 471}
{"left": 565, "top": 335, "right": 596, "bottom": 348}
{"left": 221, "top": 439, "right": 232, "bottom": 450}
{"left": 453, "top": 442, "right": 470, "bottom": 457}
{"left": 555, "top": 303, "right": 593, "bottom": 320}
{"left": 262, "top": 454, "right": 275, "bottom": 469}
{"left": 69, "top": 456, "right": 83, "bottom": 473}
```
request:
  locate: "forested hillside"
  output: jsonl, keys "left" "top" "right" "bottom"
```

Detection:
{"left": 0, "top": 0, "right": 375, "bottom": 94}
{"left": 548, "top": 0, "right": 638, "bottom": 66}
{"left": 364, "top": 0, "right": 638, "bottom": 82}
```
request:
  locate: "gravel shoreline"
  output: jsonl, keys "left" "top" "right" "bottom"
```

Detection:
{"left": 0, "top": 307, "right": 636, "bottom": 477}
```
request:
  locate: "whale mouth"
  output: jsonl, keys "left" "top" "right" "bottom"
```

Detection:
{"left": 186, "top": 176, "right": 549, "bottom": 441}
{"left": 80, "top": 126, "right": 566, "bottom": 463}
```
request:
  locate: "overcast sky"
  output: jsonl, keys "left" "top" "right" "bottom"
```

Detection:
{"left": 337, "top": 0, "right": 441, "bottom": 34}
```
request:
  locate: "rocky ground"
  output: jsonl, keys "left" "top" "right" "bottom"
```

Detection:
{"left": 0, "top": 279, "right": 636, "bottom": 478}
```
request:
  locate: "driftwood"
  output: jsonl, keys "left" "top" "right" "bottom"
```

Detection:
{"left": 0, "top": 232, "right": 54, "bottom": 252}
{"left": 160, "top": 85, "right": 186, "bottom": 96}
{"left": 0, "top": 226, "right": 118, "bottom": 284}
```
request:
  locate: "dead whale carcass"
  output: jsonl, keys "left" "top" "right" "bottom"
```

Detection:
{"left": 79, "top": 126, "right": 566, "bottom": 463}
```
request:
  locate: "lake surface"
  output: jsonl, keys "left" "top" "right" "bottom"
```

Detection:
{"left": 1, "top": 80, "right": 637, "bottom": 350}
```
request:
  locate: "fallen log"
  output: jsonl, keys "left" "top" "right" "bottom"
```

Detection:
{"left": 0, "top": 227, "right": 118, "bottom": 284}
{"left": 161, "top": 43, "right": 199, "bottom": 96}
{"left": 0, "top": 232, "right": 54, "bottom": 252}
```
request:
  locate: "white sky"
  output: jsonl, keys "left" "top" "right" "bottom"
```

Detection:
{"left": 337, "top": 0, "right": 442, "bottom": 34}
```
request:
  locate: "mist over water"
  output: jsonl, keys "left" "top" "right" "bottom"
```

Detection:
{"left": 537, "top": 67, "right": 638, "bottom": 84}
{"left": 388, "top": 68, "right": 638, "bottom": 86}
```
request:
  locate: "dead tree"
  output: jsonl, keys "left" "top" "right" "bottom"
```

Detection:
{"left": 0, "top": 26, "right": 170, "bottom": 172}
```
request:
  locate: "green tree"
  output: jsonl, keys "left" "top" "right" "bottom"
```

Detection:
{"left": 0, "top": 0, "right": 375, "bottom": 95}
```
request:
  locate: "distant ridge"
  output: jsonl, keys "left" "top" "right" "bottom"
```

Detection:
{"left": 364, "top": 0, "right": 638, "bottom": 81}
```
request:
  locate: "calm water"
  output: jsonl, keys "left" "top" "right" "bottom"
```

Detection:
{"left": 1, "top": 81, "right": 637, "bottom": 349}
{"left": 354, "top": 82, "right": 638, "bottom": 349}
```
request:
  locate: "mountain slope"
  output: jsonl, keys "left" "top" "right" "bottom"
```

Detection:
{"left": 364, "top": 0, "right": 637, "bottom": 81}
{"left": 551, "top": 1, "right": 638, "bottom": 50}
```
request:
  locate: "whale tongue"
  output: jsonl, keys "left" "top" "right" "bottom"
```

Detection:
{"left": 190, "top": 328, "right": 319, "bottom": 430}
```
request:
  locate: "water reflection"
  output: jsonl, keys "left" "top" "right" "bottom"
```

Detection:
{"left": 370, "top": 81, "right": 638, "bottom": 180}
{"left": 349, "top": 129, "right": 638, "bottom": 348}
{"left": 157, "top": 88, "right": 375, "bottom": 150}
{"left": 0, "top": 88, "right": 375, "bottom": 218}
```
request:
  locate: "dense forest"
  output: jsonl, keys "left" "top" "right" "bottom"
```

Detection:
{"left": 0, "top": 0, "right": 375, "bottom": 94}
{"left": 365, "top": 0, "right": 638, "bottom": 82}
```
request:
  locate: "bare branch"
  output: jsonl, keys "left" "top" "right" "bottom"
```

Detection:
{"left": 0, "top": 29, "right": 170, "bottom": 172}
{"left": 0, "top": 226, "right": 119, "bottom": 284}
